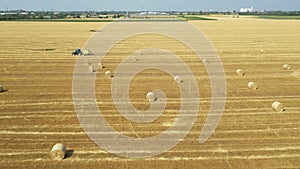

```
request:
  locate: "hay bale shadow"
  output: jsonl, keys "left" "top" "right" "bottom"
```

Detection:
{"left": 64, "top": 150, "right": 74, "bottom": 159}
{"left": 31, "top": 48, "right": 56, "bottom": 52}
{"left": 90, "top": 30, "right": 101, "bottom": 32}
{"left": 0, "top": 89, "right": 8, "bottom": 93}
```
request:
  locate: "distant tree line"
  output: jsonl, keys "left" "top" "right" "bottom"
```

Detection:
{"left": 0, "top": 10, "right": 299, "bottom": 21}
{"left": 0, "top": 11, "right": 67, "bottom": 21}
{"left": 0, "top": 10, "right": 127, "bottom": 21}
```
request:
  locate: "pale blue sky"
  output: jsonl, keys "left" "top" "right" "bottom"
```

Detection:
{"left": 0, "top": 0, "right": 299, "bottom": 11}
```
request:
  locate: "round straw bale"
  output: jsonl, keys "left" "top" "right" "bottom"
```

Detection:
{"left": 146, "top": 92, "right": 155, "bottom": 102}
{"left": 260, "top": 50, "right": 265, "bottom": 53}
{"left": 202, "top": 59, "right": 209, "bottom": 64}
{"left": 50, "top": 143, "right": 66, "bottom": 160}
{"left": 98, "top": 63, "right": 103, "bottom": 69}
{"left": 247, "top": 82, "right": 258, "bottom": 90}
{"left": 84, "top": 59, "right": 91, "bottom": 65}
{"left": 282, "top": 64, "right": 291, "bottom": 70}
{"left": 133, "top": 56, "right": 139, "bottom": 62}
{"left": 236, "top": 69, "right": 245, "bottom": 76}
{"left": 0, "top": 85, "right": 3, "bottom": 92}
{"left": 105, "top": 71, "right": 112, "bottom": 78}
{"left": 174, "top": 76, "right": 183, "bottom": 84}
{"left": 88, "top": 66, "right": 95, "bottom": 73}
{"left": 83, "top": 49, "right": 92, "bottom": 55}
{"left": 272, "top": 101, "right": 285, "bottom": 112}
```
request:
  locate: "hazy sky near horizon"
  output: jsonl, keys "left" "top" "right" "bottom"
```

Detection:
{"left": 0, "top": 0, "right": 299, "bottom": 11}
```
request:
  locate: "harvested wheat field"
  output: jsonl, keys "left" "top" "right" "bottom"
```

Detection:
{"left": 0, "top": 17, "right": 300, "bottom": 168}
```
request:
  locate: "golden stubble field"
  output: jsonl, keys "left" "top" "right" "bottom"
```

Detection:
{"left": 0, "top": 17, "right": 299, "bottom": 168}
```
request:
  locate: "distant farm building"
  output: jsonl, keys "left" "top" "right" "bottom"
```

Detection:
{"left": 43, "top": 15, "right": 51, "bottom": 19}
{"left": 80, "top": 14, "right": 87, "bottom": 19}
{"left": 240, "top": 6, "right": 254, "bottom": 13}
{"left": 139, "top": 11, "right": 169, "bottom": 16}
{"left": 98, "top": 15, "right": 108, "bottom": 18}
